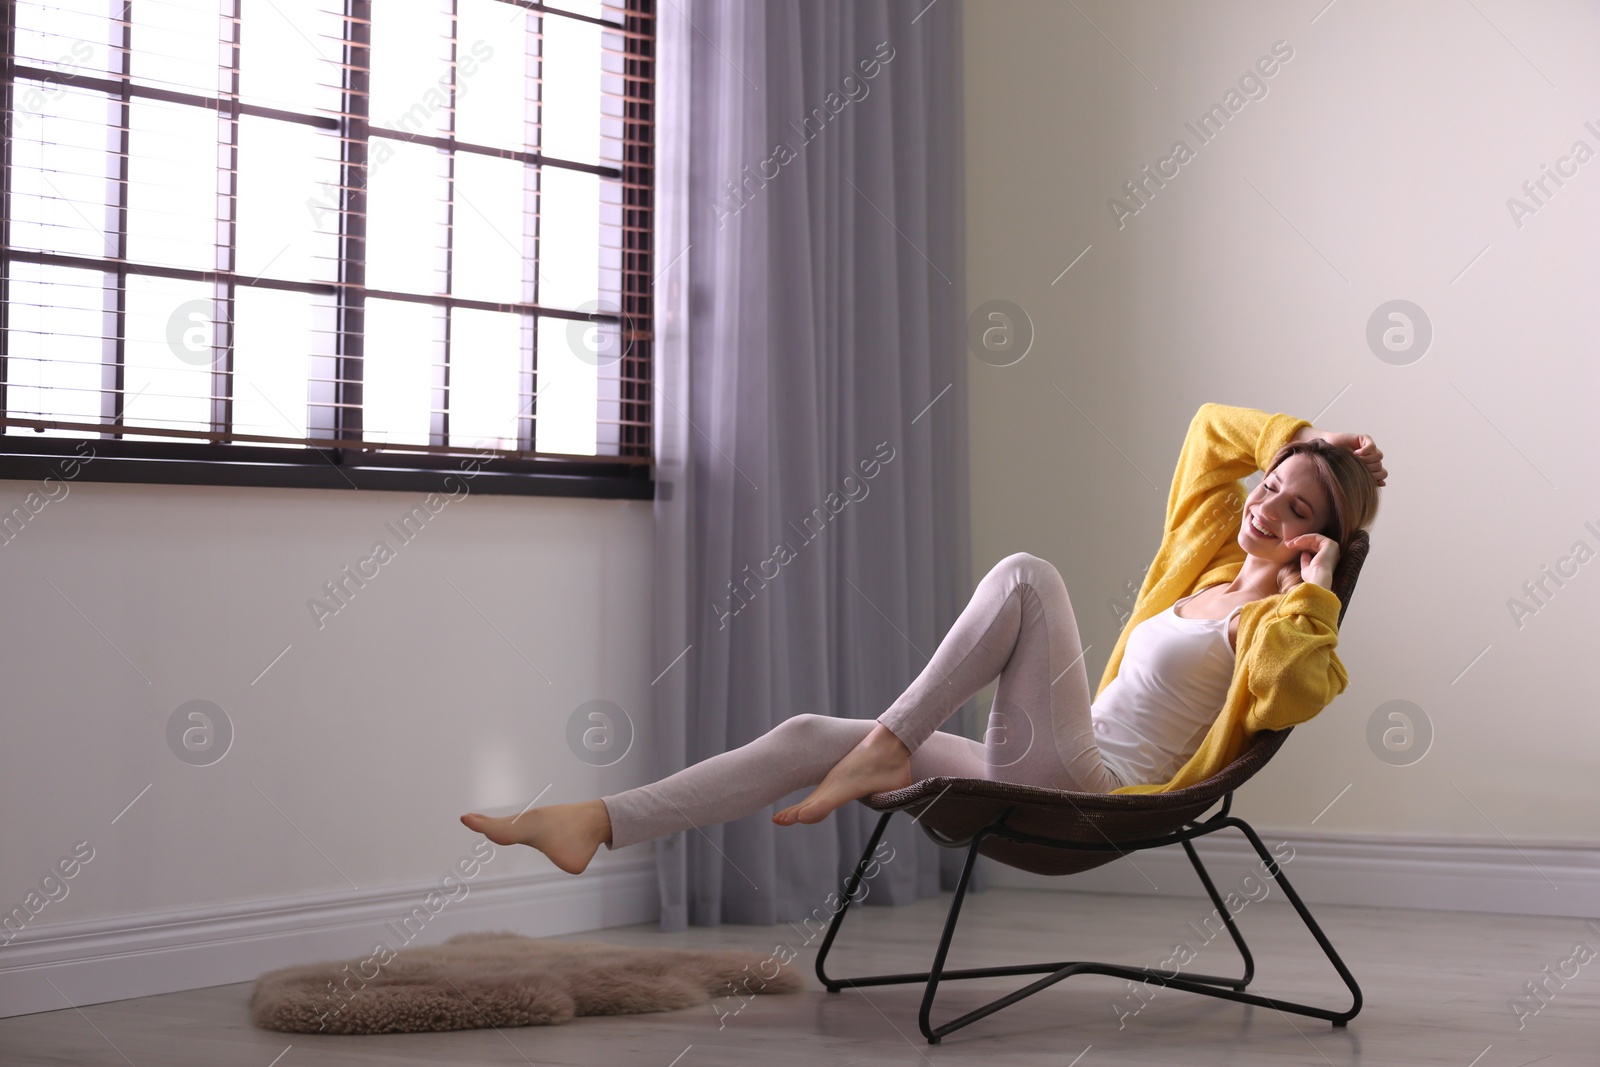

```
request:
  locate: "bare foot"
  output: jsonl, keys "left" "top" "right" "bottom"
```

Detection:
{"left": 773, "top": 723, "right": 913, "bottom": 826}
{"left": 459, "top": 800, "right": 612, "bottom": 875}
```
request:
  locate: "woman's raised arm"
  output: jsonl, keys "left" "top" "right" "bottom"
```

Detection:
{"left": 1161, "top": 403, "right": 1311, "bottom": 538}
{"left": 1292, "top": 425, "right": 1388, "bottom": 486}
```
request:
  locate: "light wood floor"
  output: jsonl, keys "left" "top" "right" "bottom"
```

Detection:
{"left": 2, "top": 887, "right": 1594, "bottom": 1066}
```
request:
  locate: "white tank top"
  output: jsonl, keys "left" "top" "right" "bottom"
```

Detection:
{"left": 1091, "top": 588, "right": 1242, "bottom": 789}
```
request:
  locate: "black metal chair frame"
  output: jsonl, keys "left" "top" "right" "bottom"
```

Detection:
{"left": 813, "top": 532, "right": 1370, "bottom": 1044}
{"left": 813, "top": 783, "right": 1362, "bottom": 1044}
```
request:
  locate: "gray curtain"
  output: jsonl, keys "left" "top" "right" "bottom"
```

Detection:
{"left": 650, "top": 0, "right": 979, "bottom": 930}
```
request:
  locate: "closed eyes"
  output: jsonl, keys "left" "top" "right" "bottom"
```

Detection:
{"left": 1265, "top": 479, "right": 1308, "bottom": 519}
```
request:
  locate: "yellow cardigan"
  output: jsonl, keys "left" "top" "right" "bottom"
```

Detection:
{"left": 1101, "top": 402, "right": 1350, "bottom": 795}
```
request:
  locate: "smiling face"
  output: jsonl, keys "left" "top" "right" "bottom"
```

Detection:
{"left": 1238, "top": 453, "right": 1334, "bottom": 562}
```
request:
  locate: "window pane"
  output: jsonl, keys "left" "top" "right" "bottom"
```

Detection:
{"left": 455, "top": 0, "right": 531, "bottom": 150}
{"left": 452, "top": 153, "right": 527, "bottom": 304}
{"left": 541, "top": 12, "right": 602, "bottom": 164}
{"left": 8, "top": 81, "right": 109, "bottom": 258}
{"left": 369, "top": 0, "right": 451, "bottom": 137}
{"left": 233, "top": 287, "right": 331, "bottom": 442}
{"left": 449, "top": 309, "right": 522, "bottom": 450}
{"left": 4, "top": 0, "right": 635, "bottom": 465}
{"left": 127, "top": 98, "right": 217, "bottom": 271}
{"left": 365, "top": 138, "right": 449, "bottom": 295}
{"left": 12, "top": 0, "right": 114, "bottom": 79}
{"left": 123, "top": 274, "right": 215, "bottom": 442}
{"left": 239, "top": 0, "right": 343, "bottom": 115}
{"left": 131, "top": 0, "right": 220, "bottom": 95}
{"left": 534, "top": 314, "right": 595, "bottom": 456}
{"left": 362, "top": 299, "right": 442, "bottom": 447}
{"left": 3, "top": 263, "right": 104, "bottom": 437}
{"left": 537, "top": 167, "right": 599, "bottom": 310}
{"left": 595, "top": 359, "right": 621, "bottom": 455}
{"left": 237, "top": 116, "right": 341, "bottom": 283}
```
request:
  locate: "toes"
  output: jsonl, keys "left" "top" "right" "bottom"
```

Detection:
{"left": 777, "top": 802, "right": 814, "bottom": 825}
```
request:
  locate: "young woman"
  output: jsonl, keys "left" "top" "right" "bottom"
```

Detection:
{"left": 462, "top": 403, "right": 1385, "bottom": 874}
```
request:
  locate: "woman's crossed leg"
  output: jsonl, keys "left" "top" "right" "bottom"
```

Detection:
{"left": 460, "top": 552, "right": 1118, "bottom": 873}
{"left": 458, "top": 716, "right": 984, "bottom": 873}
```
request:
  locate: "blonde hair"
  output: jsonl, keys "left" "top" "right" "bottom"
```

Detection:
{"left": 1262, "top": 439, "right": 1381, "bottom": 595}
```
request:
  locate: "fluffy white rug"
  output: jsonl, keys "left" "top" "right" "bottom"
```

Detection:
{"left": 250, "top": 931, "right": 804, "bottom": 1034}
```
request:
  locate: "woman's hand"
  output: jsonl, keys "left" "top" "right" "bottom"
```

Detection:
{"left": 1283, "top": 532, "right": 1339, "bottom": 589}
{"left": 1296, "top": 427, "right": 1387, "bottom": 486}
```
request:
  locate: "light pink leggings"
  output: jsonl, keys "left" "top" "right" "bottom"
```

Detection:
{"left": 600, "top": 552, "right": 1127, "bottom": 851}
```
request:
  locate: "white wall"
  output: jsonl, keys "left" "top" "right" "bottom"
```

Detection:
{"left": 963, "top": 0, "right": 1599, "bottom": 858}
{"left": 0, "top": 477, "right": 658, "bottom": 1014}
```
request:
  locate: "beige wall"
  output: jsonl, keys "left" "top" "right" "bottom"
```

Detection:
{"left": 0, "top": 480, "right": 653, "bottom": 927}
{"left": 963, "top": 0, "right": 1599, "bottom": 841}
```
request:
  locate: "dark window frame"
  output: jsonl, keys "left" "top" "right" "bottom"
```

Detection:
{"left": 0, "top": 0, "right": 654, "bottom": 500}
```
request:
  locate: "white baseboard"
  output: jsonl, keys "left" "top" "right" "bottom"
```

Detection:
{"left": 0, "top": 858, "right": 659, "bottom": 1019}
{"left": 983, "top": 827, "right": 1600, "bottom": 919}
{"left": 7, "top": 831, "right": 1595, "bottom": 1020}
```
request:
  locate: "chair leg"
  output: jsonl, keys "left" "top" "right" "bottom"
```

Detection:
{"left": 814, "top": 813, "right": 1040, "bottom": 1003}
{"left": 814, "top": 820, "right": 1125, "bottom": 1043}
{"left": 917, "top": 820, "right": 987, "bottom": 1043}
{"left": 817, "top": 819, "right": 1026, "bottom": 1044}
{"left": 1179, "top": 837, "right": 1255, "bottom": 990}
{"left": 813, "top": 811, "right": 895, "bottom": 992}
{"left": 1221, "top": 815, "right": 1364, "bottom": 1026}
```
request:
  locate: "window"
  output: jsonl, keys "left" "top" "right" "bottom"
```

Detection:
{"left": 0, "top": 0, "right": 653, "bottom": 497}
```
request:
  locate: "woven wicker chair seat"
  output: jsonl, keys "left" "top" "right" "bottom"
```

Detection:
{"left": 865, "top": 727, "right": 1290, "bottom": 876}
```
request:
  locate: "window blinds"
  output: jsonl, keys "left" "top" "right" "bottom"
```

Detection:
{"left": 0, "top": 0, "right": 654, "bottom": 464}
